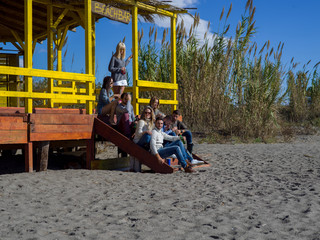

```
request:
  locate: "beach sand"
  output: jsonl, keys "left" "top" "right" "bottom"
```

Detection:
{"left": 0, "top": 136, "right": 320, "bottom": 239}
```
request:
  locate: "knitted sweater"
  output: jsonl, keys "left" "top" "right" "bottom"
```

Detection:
{"left": 150, "top": 128, "right": 180, "bottom": 155}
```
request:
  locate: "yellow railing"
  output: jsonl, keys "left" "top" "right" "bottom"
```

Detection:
{"left": 0, "top": 65, "right": 96, "bottom": 112}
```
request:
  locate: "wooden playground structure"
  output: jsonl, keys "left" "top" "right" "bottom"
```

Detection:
{"left": 0, "top": 0, "right": 208, "bottom": 173}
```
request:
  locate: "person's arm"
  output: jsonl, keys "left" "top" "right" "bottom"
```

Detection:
{"left": 135, "top": 120, "right": 145, "bottom": 139}
{"left": 116, "top": 104, "right": 128, "bottom": 114}
{"left": 108, "top": 56, "right": 122, "bottom": 73}
{"left": 125, "top": 56, "right": 132, "bottom": 66}
{"left": 150, "top": 130, "right": 159, "bottom": 155}
{"left": 163, "top": 132, "right": 180, "bottom": 142}
{"left": 99, "top": 89, "right": 110, "bottom": 105}
{"left": 177, "top": 120, "right": 188, "bottom": 130}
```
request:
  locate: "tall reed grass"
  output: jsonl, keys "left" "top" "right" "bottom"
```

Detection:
{"left": 137, "top": 0, "right": 320, "bottom": 139}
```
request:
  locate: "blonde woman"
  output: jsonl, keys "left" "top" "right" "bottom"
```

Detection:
{"left": 108, "top": 42, "right": 132, "bottom": 95}
{"left": 133, "top": 106, "right": 155, "bottom": 149}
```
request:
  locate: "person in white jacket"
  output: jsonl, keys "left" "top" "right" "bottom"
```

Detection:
{"left": 150, "top": 117, "right": 194, "bottom": 173}
{"left": 133, "top": 106, "right": 155, "bottom": 149}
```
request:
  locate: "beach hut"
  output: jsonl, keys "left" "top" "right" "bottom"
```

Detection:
{"left": 0, "top": 0, "right": 198, "bottom": 173}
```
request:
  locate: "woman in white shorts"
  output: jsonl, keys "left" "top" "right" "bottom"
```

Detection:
{"left": 108, "top": 42, "right": 132, "bottom": 95}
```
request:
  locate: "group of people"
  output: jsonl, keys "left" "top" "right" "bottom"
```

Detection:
{"left": 97, "top": 42, "right": 203, "bottom": 173}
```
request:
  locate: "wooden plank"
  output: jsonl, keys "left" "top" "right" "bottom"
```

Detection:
{"left": 0, "top": 122, "right": 27, "bottom": 130}
{"left": 30, "top": 132, "right": 93, "bottom": 141}
{"left": 25, "top": 142, "right": 33, "bottom": 172}
{"left": 33, "top": 108, "right": 85, "bottom": 114}
{"left": 31, "top": 124, "right": 92, "bottom": 133}
{"left": 0, "top": 117, "right": 27, "bottom": 123}
{"left": 30, "top": 114, "right": 94, "bottom": 125}
{"left": 94, "top": 117, "right": 174, "bottom": 174}
{"left": 0, "top": 107, "right": 25, "bottom": 114}
{"left": 49, "top": 140, "right": 87, "bottom": 148}
{"left": 0, "top": 130, "right": 28, "bottom": 144}
{"left": 91, "top": 157, "right": 130, "bottom": 170}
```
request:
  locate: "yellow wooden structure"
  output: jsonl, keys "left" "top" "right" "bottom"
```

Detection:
{"left": 0, "top": 0, "right": 187, "bottom": 114}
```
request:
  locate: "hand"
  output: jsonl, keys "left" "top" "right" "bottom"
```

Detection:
{"left": 172, "top": 127, "right": 178, "bottom": 132}
{"left": 175, "top": 130, "right": 181, "bottom": 135}
{"left": 155, "top": 154, "right": 165, "bottom": 164}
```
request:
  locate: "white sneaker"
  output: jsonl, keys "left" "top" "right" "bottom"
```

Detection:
{"left": 169, "top": 154, "right": 177, "bottom": 159}
{"left": 190, "top": 159, "right": 204, "bottom": 165}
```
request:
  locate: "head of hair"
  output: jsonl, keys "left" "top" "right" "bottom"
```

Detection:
{"left": 121, "top": 92, "right": 129, "bottom": 99}
{"left": 141, "top": 106, "right": 155, "bottom": 127}
{"left": 102, "top": 76, "right": 113, "bottom": 97}
{"left": 172, "top": 109, "right": 180, "bottom": 115}
{"left": 149, "top": 96, "right": 160, "bottom": 109}
{"left": 115, "top": 42, "right": 126, "bottom": 60}
{"left": 164, "top": 115, "right": 172, "bottom": 122}
{"left": 156, "top": 116, "right": 164, "bottom": 122}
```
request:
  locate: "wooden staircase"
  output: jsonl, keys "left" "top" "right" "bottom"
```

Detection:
{"left": 92, "top": 118, "right": 174, "bottom": 174}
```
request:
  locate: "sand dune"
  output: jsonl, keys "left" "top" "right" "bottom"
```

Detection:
{"left": 0, "top": 136, "right": 320, "bottom": 239}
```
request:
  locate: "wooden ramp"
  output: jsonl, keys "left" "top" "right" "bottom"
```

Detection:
{"left": 93, "top": 118, "right": 174, "bottom": 174}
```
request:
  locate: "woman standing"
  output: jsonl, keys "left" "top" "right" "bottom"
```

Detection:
{"left": 108, "top": 42, "right": 132, "bottom": 95}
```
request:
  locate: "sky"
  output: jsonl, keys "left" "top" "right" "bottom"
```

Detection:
{"left": 1, "top": 0, "right": 320, "bottom": 86}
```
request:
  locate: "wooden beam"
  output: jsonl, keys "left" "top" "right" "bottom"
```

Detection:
{"left": 52, "top": 8, "right": 69, "bottom": 29}
{"left": 25, "top": 142, "right": 33, "bottom": 172}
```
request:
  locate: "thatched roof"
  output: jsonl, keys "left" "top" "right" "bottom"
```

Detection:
{"left": 0, "top": 0, "right": 188, "bottom": 43}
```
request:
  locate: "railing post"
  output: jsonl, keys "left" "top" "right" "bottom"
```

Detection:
{"left": 85, "top": 0, "right": 93, "bottom": 114}
{"left": 171, "top": 13, "right": 177, "bottom": 113}
{"left": 132, "top": 4, "right": 139, "bottom": 115}
{"left": 24, "top": 0, "right": 33, "bottom": 113}
{"left": 47, "top": 4, "right": 54, "bottom": 108}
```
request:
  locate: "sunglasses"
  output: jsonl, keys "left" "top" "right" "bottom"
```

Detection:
{"left": 145, "top": 111, "right": 151, "bottom": 114}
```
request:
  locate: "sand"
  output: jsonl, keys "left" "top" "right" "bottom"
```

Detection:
{"left": 0, "top": 136, "right": 320, "bottom": 240}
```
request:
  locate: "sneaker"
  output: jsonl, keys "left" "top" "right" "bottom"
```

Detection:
{"left": 190, "top": 159, "right": 204, "bottom": 165}
{"left": 169, "top": 154, "right": 177, "bottom": 159}
{"left": 184, "top": 166, "right": 195, "bottom": 173}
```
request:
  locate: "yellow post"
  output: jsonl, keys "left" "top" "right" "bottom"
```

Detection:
{"left": 85, "top": 0, "right": 93, "bottom": 114}
{"left": 24, "top": 0, "right": 33, "bottom": 113}
{"left": 47, "top": 4, "right": 54, "bottom": 108}
{"left": 56, "top": 29, "right": 62, "bottom": 108}
{"left": 132, "top": 4, "right": 139, "bottom": 114}
{"left": 170, "top": 13, "right": 177, "bottom": 112}
{"left": 91, "top": 15, "right": 96, "bottom": 111}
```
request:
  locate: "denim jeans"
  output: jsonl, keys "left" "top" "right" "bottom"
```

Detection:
{"left": 157, "top": 143, "right": 187, "bottom": 168}
{"left": 165, "top": 140, "right": 193, "bottom": 161}
{"left": 137, "top": 133, "right": 151, "bottom": 149}
{"left": 182, "top": 130, "right": 192, "bottom": 145}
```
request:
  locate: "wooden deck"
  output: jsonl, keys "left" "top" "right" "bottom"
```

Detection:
{"left": 0, "top": 107, "right": 94, "bottom": 173}
{"left": 0, "top": 107, "right": 209, "bottom": 174}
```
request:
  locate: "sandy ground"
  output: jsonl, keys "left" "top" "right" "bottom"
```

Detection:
{"left": 0, "top": 136, "right": 320, "bottom": 240}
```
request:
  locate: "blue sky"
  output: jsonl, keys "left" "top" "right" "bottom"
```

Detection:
{"left": 1, "top": 0, "right": 320, "bottom": 86}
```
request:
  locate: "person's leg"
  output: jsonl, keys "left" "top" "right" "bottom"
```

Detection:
{"left": 166, "top": 140, "right": 193, "bottom": 161}
{"left": 101, "top": 100, "right": 118, "bottom": 124}
{"left": 137, "top": 133, "right": 151, "bottom": 148}
{"left": 182, "top": 130, "right": 193, "bottom": 153}
{"left": 118, "top": 113, "right": 131, "bottom": 138}
{"left": 163, "top": 132, "right": 176, "bottom": 147}
{"left": 158, "top": 146, "right": 187, "bottom": 168}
